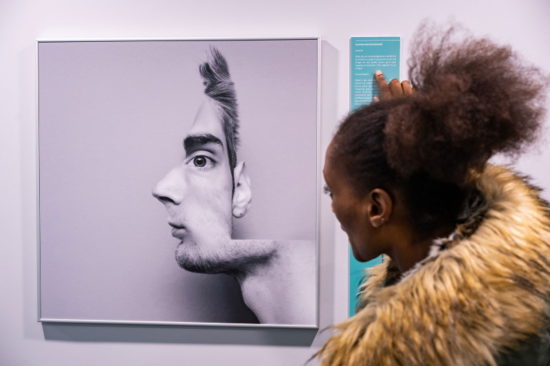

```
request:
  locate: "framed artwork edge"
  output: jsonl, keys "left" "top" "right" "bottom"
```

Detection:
{"left": 36, "top": 36, "right": 322, "bottom": 329}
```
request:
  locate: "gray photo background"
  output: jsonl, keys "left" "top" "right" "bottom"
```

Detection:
{"left": 39, "top": 39, "right": 318, "bottom": 324}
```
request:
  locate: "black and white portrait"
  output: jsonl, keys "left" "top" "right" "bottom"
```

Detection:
{"left": 39, "top": 39, "right": 319, "bottom": 326}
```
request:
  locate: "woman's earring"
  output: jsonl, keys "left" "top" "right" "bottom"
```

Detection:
{"left": 373, "top": 217, "right": 385, "bottom": 227}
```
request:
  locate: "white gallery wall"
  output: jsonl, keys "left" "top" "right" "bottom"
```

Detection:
{"left": 2, "top": 0, "right": 549, "bottom": 365}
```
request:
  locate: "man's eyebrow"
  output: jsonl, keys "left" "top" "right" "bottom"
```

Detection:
{"left": 183, "top": 134, "right": 224, "bottom": 155}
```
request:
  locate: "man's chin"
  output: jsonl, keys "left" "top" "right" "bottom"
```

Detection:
{"left": 174, "top": 242, "right": 227, "bottom": 274}
{"left": 173, "top": 238, "right": 276, "bottom": 274}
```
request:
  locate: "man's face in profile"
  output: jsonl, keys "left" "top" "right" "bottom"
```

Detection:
{"left": 153, "top": 98, "right": 235, "bottom": 273}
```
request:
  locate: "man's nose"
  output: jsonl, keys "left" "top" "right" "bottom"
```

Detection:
{"left": 152, "top": 168, "right": 185, "bottom": 205}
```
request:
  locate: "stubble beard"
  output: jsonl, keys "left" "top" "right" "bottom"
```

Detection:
{"left": 175, "top": 239, "right": 232, "bottom": 274}
{"left": 174, "top": 238, "right": 277, "bottom": 275}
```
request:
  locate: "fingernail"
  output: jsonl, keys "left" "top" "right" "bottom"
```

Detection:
{"left": 375, "top": 70, "right": 382, "bottom": 76}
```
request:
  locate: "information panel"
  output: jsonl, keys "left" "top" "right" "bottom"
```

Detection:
{"left": 349, "top": 37, "right": 400, "bottom": 315}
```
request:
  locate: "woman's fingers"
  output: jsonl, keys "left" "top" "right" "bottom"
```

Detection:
{"left": 402, "top": 80, "right": 413, "bottom": 96}
{"left": 389, "top": 78, "right": 403, "bottom": 96}
{"left": 375, "top": 70, "right": 391, "bottom": 100}
{"left": 373, "top": 71, "right": 414, "bottom": 102}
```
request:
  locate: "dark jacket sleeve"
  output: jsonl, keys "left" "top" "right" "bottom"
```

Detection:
{"left": 497, "top": 332, "right": 550, "bottom": 366}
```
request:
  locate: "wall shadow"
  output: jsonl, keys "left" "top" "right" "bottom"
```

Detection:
{"left": 42, "top": 322, "right": 318, "bottom": 346}
{"left": 311, "top": 39, "right": 339, "bottom": 348}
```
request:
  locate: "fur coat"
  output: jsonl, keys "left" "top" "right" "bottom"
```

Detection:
{"left": 317, "top": 165, "right": 550, "bottom": 365}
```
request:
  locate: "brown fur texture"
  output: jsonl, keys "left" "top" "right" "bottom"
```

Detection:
{"left": 316, "top": 165, "right": 550, "bottom": 365}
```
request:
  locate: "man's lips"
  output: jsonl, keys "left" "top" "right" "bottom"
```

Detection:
{"left": 169, "top": 222, "right": 187, "bottom": 240}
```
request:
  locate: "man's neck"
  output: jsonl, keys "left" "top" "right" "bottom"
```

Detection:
{"left": 232, "top": 240, "right": 316, "bottom": 325}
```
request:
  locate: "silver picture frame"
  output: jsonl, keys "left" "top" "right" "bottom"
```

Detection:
{"left": 37, "top": 37, "right": 321, "bottom": 328}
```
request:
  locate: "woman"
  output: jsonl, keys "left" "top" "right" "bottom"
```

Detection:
{"left": 317, "top": 25, "right": 550, "bottom": 365}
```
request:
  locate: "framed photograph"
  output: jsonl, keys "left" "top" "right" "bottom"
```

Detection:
{"left": 38, "top": 38, "right": 319, "bottom": 327}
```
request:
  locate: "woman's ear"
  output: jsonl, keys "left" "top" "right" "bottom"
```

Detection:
{"left": 367, "top": 188, "right": 392, "bottom": 227}
{"left": 232, "top": 161, "right": 252, "bottom": 218}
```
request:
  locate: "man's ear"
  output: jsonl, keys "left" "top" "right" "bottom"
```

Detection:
{"left": 366, "top": 188, "right": 392, "bottom": 228}
{"left": 232, "top": 161, "right": 252, "bottom": 218}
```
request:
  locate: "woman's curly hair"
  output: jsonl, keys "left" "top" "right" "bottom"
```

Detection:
{"left": 331, "top": 23, "right": 548, "bottom": 229}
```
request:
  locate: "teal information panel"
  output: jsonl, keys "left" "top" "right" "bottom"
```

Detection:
{"left": 349, "top": 37, "right": 400, "bottom": 316}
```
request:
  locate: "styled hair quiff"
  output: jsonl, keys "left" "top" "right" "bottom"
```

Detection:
{"left": 199, "top": 47, "right": 240, "bottom": 171}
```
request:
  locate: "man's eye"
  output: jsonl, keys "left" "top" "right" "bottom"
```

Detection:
{"left": 192, "top": 155, "right": 213, "bottom": 168}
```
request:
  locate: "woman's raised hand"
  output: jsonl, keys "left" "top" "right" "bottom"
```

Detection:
{"left": 373, "top": 70, "right": 413, "bottom": 102}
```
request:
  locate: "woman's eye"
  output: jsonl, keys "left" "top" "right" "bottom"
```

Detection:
{"left": 323, "top": 185, "right": 333, "bottom": 198}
